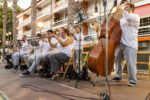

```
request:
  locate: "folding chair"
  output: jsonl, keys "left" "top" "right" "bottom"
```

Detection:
{"left": 62, "top": 48, "right": 75, "bottom": 80}
{"left": 81, "top": 51, "right": 89, "bottom": 67}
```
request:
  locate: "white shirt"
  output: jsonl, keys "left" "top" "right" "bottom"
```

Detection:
{"left": 32, "top": 40, "right": 43, "bottom": 56}
{"left": 74, "top": 33, "right": 84, "bottom": 50}
{"left": 56, "top": 36, "right": 73, "bottom": 57}
{"left": 120, "top": 11, "right": 140, "bottom": 50}
{"left": 41, "top": 37, "right": 58, "bottom": 55}
{"left": 20, "top": 40, "right": 30, "bottom": 54}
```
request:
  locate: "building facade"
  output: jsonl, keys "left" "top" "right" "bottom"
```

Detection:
{"left": 134, "top": 0, "right": 150, "bottom": 51}
{"left": 16, "top": 0, "right": 118, "bottom": 39}
{"left": 16, "top": 0, "right": 150, "bottom": 51}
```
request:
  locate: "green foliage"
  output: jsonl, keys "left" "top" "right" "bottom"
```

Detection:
{"left": 0, "top": 4, "right": 22, "bottom": 47}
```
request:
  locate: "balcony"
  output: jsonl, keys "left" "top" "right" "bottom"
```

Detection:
{"left": 24, "top": 30, "right": 32, "bottom": 37}
{"left": 74, "top": 10, "right": 96, "bottom": 23}
{"left": 21, "top": 17, "right": 31, "bottom": 27}
{"left": 52, "top": 18, "right": 68, "bottom": 30}
{"left": 37, "top": 6, "right": 51, "bottom": 19}
{"left": 52, "top": 0, "right": 68, "bottom": 13}
{"left": 36, "top": 21, "right": 51, "bottom": 33}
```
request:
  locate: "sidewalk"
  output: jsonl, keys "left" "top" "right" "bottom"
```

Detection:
{"left": 0, "top": 66, "right": 150, "bottom": 100}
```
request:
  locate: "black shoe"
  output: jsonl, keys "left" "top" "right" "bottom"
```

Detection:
{"left": 5, "top": 64, "right": 13, "bottom": 69}
{"left": 19, "top": 71, "right": 30, "bottom": 77}
{"left": 128, "top": 82, "right": 136, "bottom": 87}
{"left": 13, "top": 65, "right": 18, "bottom": 70}
{"left": 111, "top": 77, "right": 121, "bottom": 82}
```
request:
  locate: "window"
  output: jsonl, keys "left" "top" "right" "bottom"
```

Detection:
{"left": 139, "top": 28, "right": 150, "bottom": 35}
{"left": 140, "top": 17, "right": 150, "bottom": 27}
{"left": 139, "top": 16, "right": 150, "bottom": 35}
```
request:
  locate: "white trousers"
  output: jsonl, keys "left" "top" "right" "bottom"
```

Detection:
{"left": 115, "top": 43, "right": 137, "bottom": 83}
{"left": 12, "top": 52, "right": 27, "bottom": 66}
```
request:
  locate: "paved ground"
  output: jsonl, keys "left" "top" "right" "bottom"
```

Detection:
{"left": 0, "top": 65, "right": 150, "bottom": 100}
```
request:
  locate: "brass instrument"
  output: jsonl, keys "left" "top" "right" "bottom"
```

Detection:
{"left": 89, "top": 22, "right": 101, "bottom": 31}
{"left": 26, "top": 35, "right": 55, "bottom": 41}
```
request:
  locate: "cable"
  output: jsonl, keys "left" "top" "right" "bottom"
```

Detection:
{"left": 21, "top": 84, "right": 98, "bottom": 100}
{"left": 145, "top": 93, "right": 150, "bottom": 100}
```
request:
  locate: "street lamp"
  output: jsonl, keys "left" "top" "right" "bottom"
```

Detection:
{"left": 37, "top": 22, "right": 44, "bottom": 34}
{"left": 6, "top": 33, "right": 9, "bottom": 40}
{"left": 8, "top": 32, "right": 12, "bottom": 42}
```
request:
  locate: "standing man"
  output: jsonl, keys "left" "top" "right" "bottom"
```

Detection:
{"left": 73, "top": 27, "right": 84, "bottom": 69}
{"left": 112, "top": 3, "right": 140, "bottom": 87}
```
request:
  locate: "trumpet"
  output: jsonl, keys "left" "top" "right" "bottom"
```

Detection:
{"left": 27, "top": 35, "right": 55, "bottom": 41}
{"left": 89, "top": 22, "right": 101, "bottom": 31}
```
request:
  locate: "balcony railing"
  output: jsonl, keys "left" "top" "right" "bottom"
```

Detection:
{"left": 52, "top": 0, "right": 68, "bottom": 13}
{"left": 52, "top": 18, "right": 68, "bottom": 29}
{"left": 21, "top": 17, "right": 31, "bottom": 26}
{"left": 37, "top": 6, "right": 51, "bottom": 18}
{"left": 24, "top": 30, "right": 31, "bottom": 37}
{"left": 43, "top": 22, "right": 51, "bottom": 31}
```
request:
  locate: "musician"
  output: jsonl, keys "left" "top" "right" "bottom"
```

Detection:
{"left": 4, "top": 43, "right": 16, "bottom": 69}
{"left": 20, "top": 30, "right": 57, "bottom": 76}
{"left": 11, "top": 35, "right": 30, "bottom": 69}
{"left": 73, "top": 27, "right": 84, "bottom": 69}
{"left": 23, "top": 33, "right": 43, "bottom": 68}
{"left": 112, "top": 3, "right": 140, "bottom": 87}
{"left": 44, "top": 28, "right": 73, "bottom": 79}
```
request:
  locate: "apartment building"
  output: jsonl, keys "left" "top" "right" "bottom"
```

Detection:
{"left": 16, "top": 0, "right": 149, "bottom": 51}
{"left": 134, "top": 0, "right": 150, "bottom": 51}
{"left": 16, "top": 0, "right": 117, "bottom": 39}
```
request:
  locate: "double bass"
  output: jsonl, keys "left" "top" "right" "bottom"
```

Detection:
{"left": 88, "top": 0, "right": 127, "bottom": 76}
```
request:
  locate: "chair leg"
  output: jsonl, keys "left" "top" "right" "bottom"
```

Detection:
{"left": 62, "top": 63, "right": 70, "bottom": 80}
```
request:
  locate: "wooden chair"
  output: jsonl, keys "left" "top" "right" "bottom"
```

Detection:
{"left": 81, "top": 51, "right": 89, "bottom": 67}
{"left": 62, "top": 48, "right": 75, "bottom": 80}
{"left": 62, "top": 50, "right": 89, "bottom": 80}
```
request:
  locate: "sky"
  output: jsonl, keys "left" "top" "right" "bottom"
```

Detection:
{"left": 17, "top": 0, "right": 31, "bottom": 9}
{"left": 8, "top": 0, "right": 31, "bottom": 9}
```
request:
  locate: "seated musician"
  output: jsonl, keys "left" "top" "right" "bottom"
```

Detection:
{"left": 44, "top": 28, "right": 73, "bottom": 79}
{"left": 4, "top": 43, "right": 16, "bottom": 69}
{"left": 11, "top": 35, "right": 31, "bottom": 69}
{"left": 23, "top": 33, "right": 43, "bottom": 68}
{"left": 20, "top": 30, "right": 57, "bottom": 77}
{"left": 111, "top": 3, "right": 140, "bottom": 87}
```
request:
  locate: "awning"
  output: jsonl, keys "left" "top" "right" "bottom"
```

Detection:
{"left": 138, "top": 36, "right": 150, "bottom": 41}
{"left": 135, "top": 4, "right": 150, "bottom": 18}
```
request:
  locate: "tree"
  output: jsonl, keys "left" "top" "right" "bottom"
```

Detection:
{"left": 31, "top": 0, "right": 37, "bottom": 36}
{"left": 2, "top": 0, "right": 7, "bottom": 56}
{"left": 0, "top": 0, "right": 22, "bottom": 54}
{"left": 67, "top": 0, "right": 80, "bottom": 33}
{"left": 12, "top": 0, "right": 17, "bottom": 43}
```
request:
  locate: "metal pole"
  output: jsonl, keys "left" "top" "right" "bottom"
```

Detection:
{"left": 104, "top": 0, "right": 109, "bottom": 99}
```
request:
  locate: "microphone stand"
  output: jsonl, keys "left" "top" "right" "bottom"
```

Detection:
{"left": 102, "top": 0, "right": 110, "bottom": 100}
{"left": 75, "top": 2, "right": 95, "bottom": 88}
{"left": 18, "top": 46, "right": 21, "bottom": 71}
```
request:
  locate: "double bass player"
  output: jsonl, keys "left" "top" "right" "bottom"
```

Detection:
{"left": 112, "top": 3, "right": 140, "bottom": 87}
